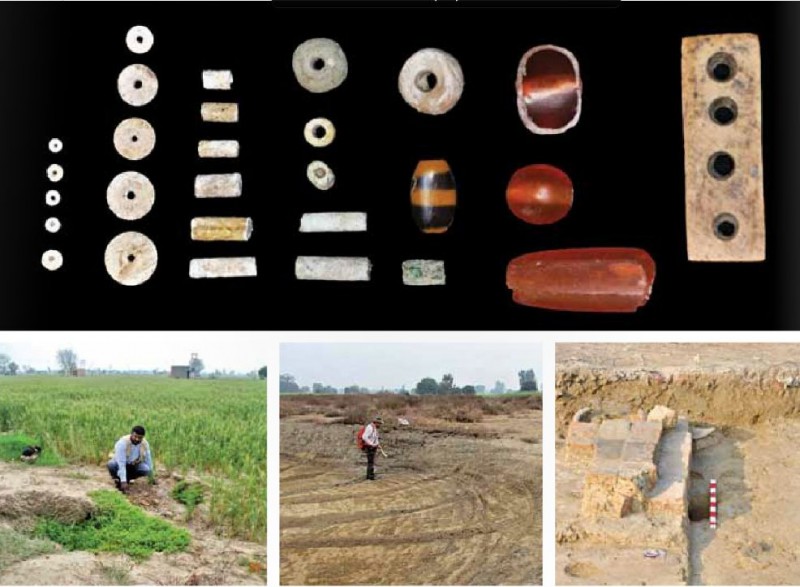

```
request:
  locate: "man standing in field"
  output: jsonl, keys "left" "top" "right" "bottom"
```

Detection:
{"left": 107, "top": 425, "right": 153, "bottom": 493}
{"left": 360, "top": 416, "right": 383, "bottom": 481}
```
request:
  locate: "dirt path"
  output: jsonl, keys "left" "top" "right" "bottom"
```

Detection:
{"left": 0, "top": 462, "right": 266, "bottom": 585}
{"left": 280, "top": 412, "right": 542, "bottom": 585}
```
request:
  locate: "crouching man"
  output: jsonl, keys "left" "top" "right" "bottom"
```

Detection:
{"left": 107, "top": 425, "right": 153, "bottom": 493}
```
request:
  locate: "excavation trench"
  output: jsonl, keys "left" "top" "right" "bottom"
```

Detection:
{"left": 556, "top": 368, "right": 800, "bottom": 435}
{"left": 557, "top": 371, "right": 800, "bottom": 585}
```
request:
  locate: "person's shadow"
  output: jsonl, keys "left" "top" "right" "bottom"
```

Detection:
{"left": 687, "top": 425, "right": 753, "bottom": 585}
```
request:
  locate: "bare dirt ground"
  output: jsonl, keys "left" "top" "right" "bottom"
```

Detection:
{"left": 0, "top": 462, "right": 266, "bottom": 585}
{"left": 557, "top": 343, "right": 800, "bottom": 586}
{"left": 280, "top": 398, "right": 542, "bottom": 585}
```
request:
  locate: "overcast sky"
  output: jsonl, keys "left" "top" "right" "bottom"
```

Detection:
{"left": 0, "top": 333, "right": 268, "bottom": 372}
{"left": 281, "top": 343, "right": 543, "bottom": 390}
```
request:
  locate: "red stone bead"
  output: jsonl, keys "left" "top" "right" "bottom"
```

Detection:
{"left": 506, "top": 164, "right": 573, "bottom": 225}
{"left": 516, "top": 45, "right": 582, "bottom": 135}
{"left": 506, "top": 248, "right": 656, "bottom": 312}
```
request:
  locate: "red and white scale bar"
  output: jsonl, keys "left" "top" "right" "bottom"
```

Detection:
{"left": 709, "top": 479, "right": 718, "bottom": 529}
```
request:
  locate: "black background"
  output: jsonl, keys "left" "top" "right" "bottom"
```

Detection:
{"left": 0, "top": 1, "right": 797, "bottom": 330}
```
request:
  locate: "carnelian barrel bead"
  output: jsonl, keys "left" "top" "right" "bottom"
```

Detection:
{"left": 506, "top": 248, "right": 656, "bottom": 312}
{"left": 506, "top": 164, "right": 573, "bottom": 225}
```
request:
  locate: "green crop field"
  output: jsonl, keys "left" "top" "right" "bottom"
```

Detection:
{"left": 0, "top": 376, "right": 266, "bottom": 543}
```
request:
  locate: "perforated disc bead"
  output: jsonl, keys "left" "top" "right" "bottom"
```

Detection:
{"left": 398, "top": 48, "right": 464, "bottom": 115}
{"left": 118, "top": 64, "right": 159, "bottom": 106}
{"left": 45, "top": 217, "right": 61, "bottom": 233}
{"left": 42, "top": 250, "right": 63, "bottom": 271}
{"left": 113, "top": 118, "right": 155, "bottom": 160}
{"left": 45, "top": 190, "right": 61, "bottom": 206}
{"left": 292, "top": 38, "right": 348, "bottom": 93}
{"left": 304, "top": 118, "right": 335, "bottom": 148}
{"left": 107, "top": 171, "right": 155, "bottom": 220}
{"left": 104, "top": 231, "right": 158, "bottom": 286}
{"left": 47, "top": 164, "right": 63, "bottom": 182}
{"left": 307, "top": 161, "right": 335, "bottom": 190}
{"left": 126, "top": 25, "right": 154, "bottom": 54}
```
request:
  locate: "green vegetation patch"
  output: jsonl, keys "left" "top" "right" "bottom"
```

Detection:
{"left": 0, "top": 376, "right": 266, "bottom": 543}
{"left": 0, "top": 526, "right": 57, "bottom": 572}
{"left": 172, "top": 481, "right": 204, "bottom": 518}
{"left": 34, "top": 490, "right": 190, "bottom": 561}
{"left": 0, "top": 433, "right": 64, "bottom": 466}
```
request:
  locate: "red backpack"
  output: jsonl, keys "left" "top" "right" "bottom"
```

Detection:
{"left": 356, "top": 425, "right": 366, "bottom": 450}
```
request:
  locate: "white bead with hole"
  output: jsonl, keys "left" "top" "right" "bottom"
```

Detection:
{"left": 44, "top": 217, "right": 61, "bottom": 234}
{"left": 41, "top": 250, "right": 63, "bottom": 271}
{"left": 190, "top": 217, "right": 253, "bottom": 242}
{"left": 398, "top": 48, "right": 464, "bottom": 115}
{"left": 107, "top": 171, "right": 155, "bottom": 220}
{"left": 292, "top": 38, "right": 348, "bottom": 93}
{"left": 113, "top": 118, "right": 156, "bottom": 160}
{"left": 306, "top": 161, "right": 335, "bottom": 190}
{"left": 304, "top": 118, "right": 335, "bottom": 148}
{"left": 126, "top": 25, "right": 154, "bottom": 54}
{"left": 189, "top": 257, "right": 257, "bottom": 279}
{"left": 295, "top": 256, "right": 372, "bottom": 282}
{"left": 194, "top": 173, "right": 242, "bottom": 198}
{"left": 118, "top": 64, "right": 159, "bottom": 107}
{"left": 48, "top": 138, "right": 63, "bottom": 153}
{"left": 299, "top": 212, "right": 367, "bottom": 233}
{"left": 202, "top": 70, "right": 234, "bottom": 90}
{"left": 201, "top": 102, "right": 239, "bottom": 123}
{"left": 46, "top": 164, "right": 63, "bottom": 183}
{"left": 104, "top": 231, "right": 158, "bottom": 286}
{"left": 198, "top": 140, "right": 239, "bottom": 159}
{"left": 45, "top": 189, "right": 61, "bottom": 206}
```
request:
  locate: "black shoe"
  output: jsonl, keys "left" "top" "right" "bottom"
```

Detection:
{"left": 114, "top": 479, "right": 121, "bottom": 491}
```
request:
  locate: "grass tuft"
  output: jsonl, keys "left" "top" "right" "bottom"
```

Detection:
{"left": 0, "top": 526, "right": 57, "bottom": 572}
{"left": 172, "top": 481, "right": 205, "bottom": 519}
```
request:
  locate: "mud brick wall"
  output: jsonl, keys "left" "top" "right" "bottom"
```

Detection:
{"left": 580, "top": 420, "right": 663, "bottom": 518}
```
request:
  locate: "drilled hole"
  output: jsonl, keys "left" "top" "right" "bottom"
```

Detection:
{"left": 131, "top": 135, "right": 138, "bottom": 143}
{"left": 136, "top": 36, "right": 144, "bottom": 43}
{"left": 314, "top": 168, "right": 326, "bottom": 178}
{"left": 708, "top": 52, "right": 737, "bottom": 82}
{"left": 415, "top": 70, "right": 438, "bottom": 93}
{"left": 708, "top": 151, "right": 735, "bottom": 179}
{"left": 709, "top": 97, "right": 737, "bottom": 125}
{"left": 311, "top": 58, "right": 325, "bottom": 71}
{"left": 713, "top": 213, "right": 738, "bottom": 241}
{"left": 126, "top": 191, "right": 136, "bottom": 200}
{"left": 313, "top": 126, "right": 326, "bottom": 139}
{"left": 134, "top": 79, "right": 143, "bottom": 89}
{"left": 127, "top": 254, "right": 136, "bottom": 263}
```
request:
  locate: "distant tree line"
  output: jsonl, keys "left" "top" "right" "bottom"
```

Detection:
{"left": 0, "top": 348, "right": 266, "bottom": 380}
{"left": 415, "top": 373, "right": 476, "bottom": 395}
{"left": 280, "top": 367, "right": 539, "bottom": 395}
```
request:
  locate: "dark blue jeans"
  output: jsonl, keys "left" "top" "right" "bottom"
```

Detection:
{"left": 107, "top": 460, "right": 150, "bottom": 482}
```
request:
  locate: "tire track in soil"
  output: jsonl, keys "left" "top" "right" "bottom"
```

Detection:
{"left": 280, "top": 412, "right": 542, "bottom": 585}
